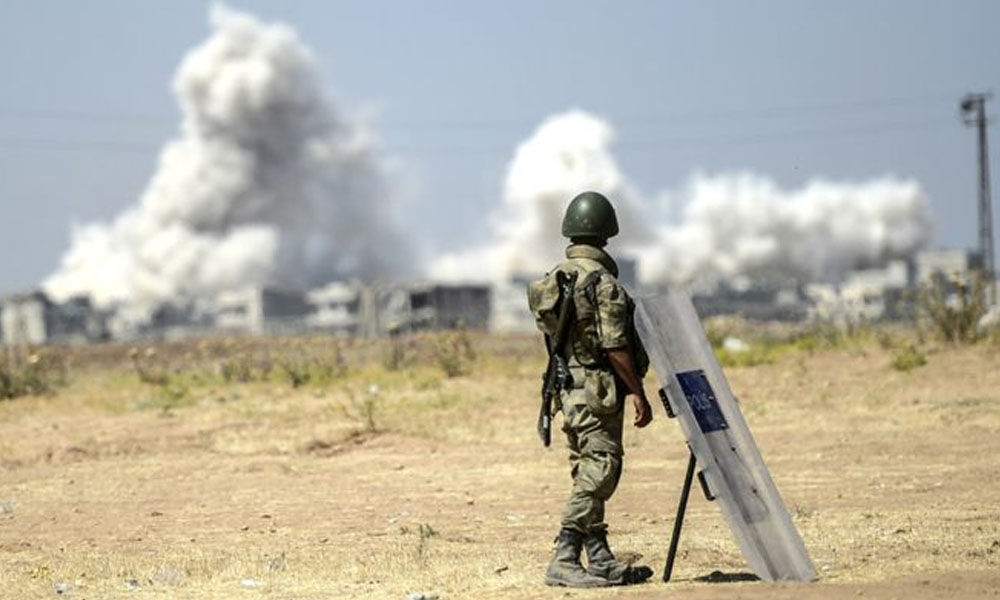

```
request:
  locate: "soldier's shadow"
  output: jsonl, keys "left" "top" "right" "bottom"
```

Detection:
{"left": 693, "top": 570, "right": 761, "bottom": 583}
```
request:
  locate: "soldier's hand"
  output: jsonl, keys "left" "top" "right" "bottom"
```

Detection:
{"left": 631, "top": 394, "right": 653, "bottom": 428}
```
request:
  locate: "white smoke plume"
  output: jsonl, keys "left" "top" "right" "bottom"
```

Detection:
{"left": 45, "top": 6, "right": 413, "bottom": 310}
{"left": 640, "top": 173, "right": 931, "bottom": 285}
{"left": 434, "top": 109, "right": 931, "bottom": 287}
{"left": 431, "top": 110, "right": 652, "bottom": 282}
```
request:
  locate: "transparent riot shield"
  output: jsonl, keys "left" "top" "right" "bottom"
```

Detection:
{"left": 635, "top": 290, "right": 817, "bottom": 582}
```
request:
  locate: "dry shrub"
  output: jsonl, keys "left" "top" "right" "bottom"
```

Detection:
{"left": 278, "top": 347, "right": 346, "bottom": 388}
{"left": 920, "top": 273, "right": 988, "bottom": 344}
{"left": 343, "top": 387, "right": 380, "bottom": 433}
{"left": 432, "top": 330, "right": 476, "bottom": 377}
{"left": 219, "top": 352, "right": 273, "bottom": 383}
{"left": 382, "top": 334, "right": 410, "bottom": 371}
{"left": 129, "top": 347, "right": 169, "bottom": 385}
{"left": 890, "top": 345, "right": 927, "bottom": 372}
{"left": 0, "top": 348, "right": 66, "bottom": 400}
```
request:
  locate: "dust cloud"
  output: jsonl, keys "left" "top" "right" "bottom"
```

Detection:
{"left": 45, "top": 5, "right": 413, "bottom": 312}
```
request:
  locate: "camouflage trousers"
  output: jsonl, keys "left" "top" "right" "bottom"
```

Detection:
{"left": 559, "top": 387, "right": 624, "bottom": 534}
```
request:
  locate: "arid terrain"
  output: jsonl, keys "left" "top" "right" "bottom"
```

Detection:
{"left": 1, "top": 330, "right": 999, "bottom": 599}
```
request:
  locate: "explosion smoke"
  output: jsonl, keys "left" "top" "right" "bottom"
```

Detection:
{"left": 431, "top": 110, "right": 651, "bottom": 282}
{"left": 640, "top": 173, "right": 931, "bottom": 285}
{"left": 45, "top": 6, "right": 413, "bottom": 311}
{"left": 434, "top": 110, "right": 932, "bottom": 287}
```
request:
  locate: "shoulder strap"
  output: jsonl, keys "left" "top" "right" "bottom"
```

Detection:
{"left": 576, "top": 270, "right": 603, "bottom": 297}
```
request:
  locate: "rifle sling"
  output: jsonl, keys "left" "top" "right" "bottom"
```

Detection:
{"left": 549, "top": 271, "right": 578, "bottom": 357}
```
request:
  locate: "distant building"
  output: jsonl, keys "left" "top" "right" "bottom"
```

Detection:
{"left": 692, "top": 279, "right": 808, "bottom": 322}
{"left": 1, "top": 293, "right": 48, "bottom": 345}
{"left": 105, "top": 302, "right": 211, "bottom": 342}
{"left": 304, "top": 281, "right": 371, "bottom": 336}
{"left": 806, "top": 260, "right": 913, "bottom": 323}
{"left": 214, "top": 287, "right": 310, "bottom": 335}
{"left": 378, "top": 283, "right": 491, "bottom": 333}
{"left": 1, "top": 292, "right": 103, "bottom": 345}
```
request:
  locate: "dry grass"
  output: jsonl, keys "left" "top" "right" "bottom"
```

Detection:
{"left": 1, "top": 330, "right": 999, "bottom": 598}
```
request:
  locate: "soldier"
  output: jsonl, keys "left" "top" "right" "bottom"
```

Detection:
{"left": 527, "top": 191, "right": 655, "bottom": 587}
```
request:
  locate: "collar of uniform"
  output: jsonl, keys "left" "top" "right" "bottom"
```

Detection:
{"left": 565, "top": 244, "right": 619, "bottom": 278}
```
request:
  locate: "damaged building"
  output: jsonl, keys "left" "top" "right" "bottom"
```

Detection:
{"left": 691, "top": 279, "right": 809, "bottom": 322}
{"left": 214, "top": 287, "right": 311, "bottom": 335}
{"left": 304, "top": 281, "right": 372, "bottom": 336}
{"left": 4, "top": 245, "right": 994, "bottom": 346}
{"left": 0, "top": 292, "right": 104, "bottom": 345}
{"left": 377, "top": 283, "right": 491, "bottom": 333}
{"left": 806, "top": 260, "right": 914, "bottom": 323}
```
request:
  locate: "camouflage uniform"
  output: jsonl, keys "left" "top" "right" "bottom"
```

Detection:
{"left": 528, "top": 191, "right": 653, "bottom": 588}
{"left": 547, "top": 243, "right": 648, "bottom": 535}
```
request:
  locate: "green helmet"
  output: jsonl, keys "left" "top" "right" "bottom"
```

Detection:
{"left": 561, "top": 191, "right": 619, "bottom": 240}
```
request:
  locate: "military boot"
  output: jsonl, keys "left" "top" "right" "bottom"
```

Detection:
{"left": 584, "top": 530, "right": 654, "bottom": 585}
{"left": 544, "top": 528, "right": 616, "bottom": 587}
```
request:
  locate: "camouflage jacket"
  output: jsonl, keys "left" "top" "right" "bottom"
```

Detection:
{"left": 528, "top": 244, "right": 649, "bottom": 412}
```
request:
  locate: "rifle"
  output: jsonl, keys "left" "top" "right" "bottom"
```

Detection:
{"left": 538, "top": 270, "right": 578, "bottom": 447}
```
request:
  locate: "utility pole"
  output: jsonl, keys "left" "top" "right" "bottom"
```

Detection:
{"left": 960, "top": 92, "right": 995, "bottom": 305}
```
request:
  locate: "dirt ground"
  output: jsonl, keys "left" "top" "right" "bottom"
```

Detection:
{"left": 1, "top": 334, "right": 999, "bottom": 599}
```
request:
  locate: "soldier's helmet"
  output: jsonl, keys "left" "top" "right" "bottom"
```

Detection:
{"left": 561, "top": 191, "right": 619, "bottom": 240}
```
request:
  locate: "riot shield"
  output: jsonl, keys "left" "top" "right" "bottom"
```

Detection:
{"left": 635, "top": 290, "right": 817, "bottom": 582}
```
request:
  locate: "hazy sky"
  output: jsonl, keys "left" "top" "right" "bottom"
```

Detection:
{"left": 1, "top": 0, "right": 998, "bottom": 294}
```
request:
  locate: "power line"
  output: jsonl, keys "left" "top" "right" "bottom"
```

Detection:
{"left": 0, "top": 137, "right": 161, "bottom": 153}
{"left": 0, "top": 108, "right": 176, "bottom": 126}
{"left": 0, "top": 91, "right": 970, "bottom": 131}
{"left": 0, "top": 117, "right": 961, "bottom": 156}
{"left": 616, "top": 119, "right": 958, "bottom": 150}
{"left": 613, "top": 92, "right": 960, "bottom": 126}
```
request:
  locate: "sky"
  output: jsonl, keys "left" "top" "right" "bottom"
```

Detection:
{"left": 0, "top": 0, "right": 998, "bottom": 295}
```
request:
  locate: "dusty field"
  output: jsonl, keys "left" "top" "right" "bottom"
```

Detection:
{"left": 1, "top": 332, "right": 999, "bottom": 599}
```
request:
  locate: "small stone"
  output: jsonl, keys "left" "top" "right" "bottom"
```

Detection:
{"left": 54, "top": 581, "right": 71, "bottom": 595}
{"left": 407, "top": 594, "right": 439, "bottom": 600}
{"left": 124, "top": 578, "right": 140, "bottom": 591}
{"left": 239, "top": 578, "right": 263, "bottom": 589}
